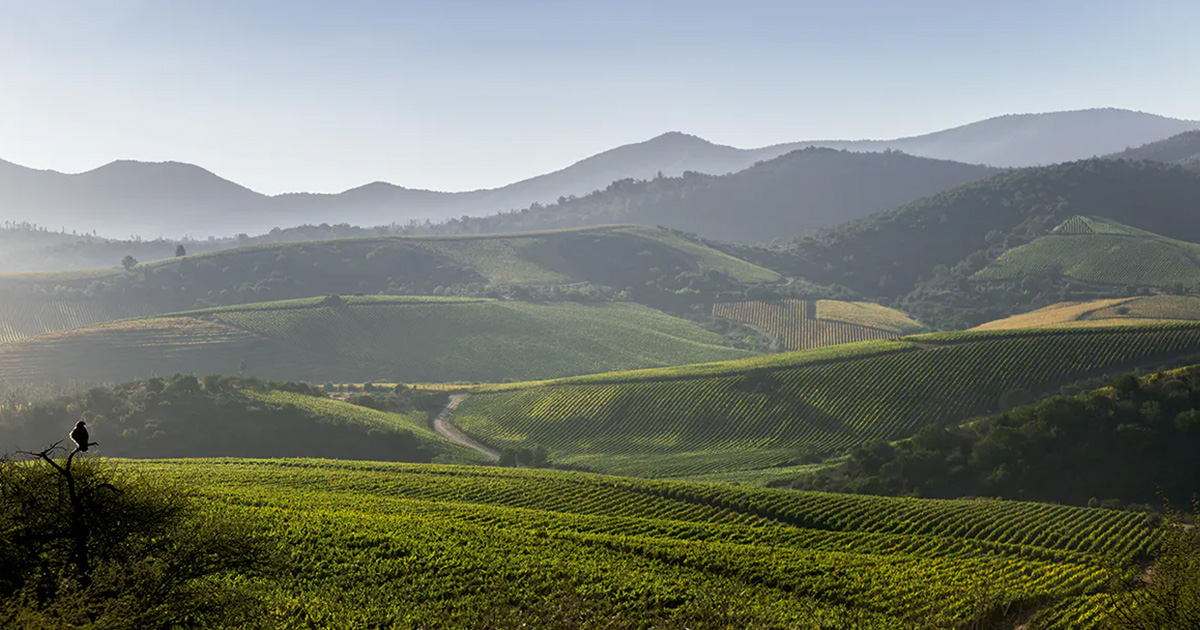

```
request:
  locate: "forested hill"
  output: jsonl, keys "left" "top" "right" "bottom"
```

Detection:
{"left": 1108, "top": 130, "right": 1200, "bottom": 167}
{"left": 398, "top": 149, "right": 1000, "bottom": 243}
{"left": 767, "top": 159, "right": 1200, "bottom": 301}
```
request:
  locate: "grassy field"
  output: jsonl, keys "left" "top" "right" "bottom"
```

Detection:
{"left": 133, "top": 458, "right": 1155, "bottom": 629}
{"left": 974, "top": 215, "right": 1200, "bottom": 288}
{"left": 975, "top": 295, "right": 1200, "bottom": 330}
{"left": 452, "top": 324, "right": 1200, "bottom": 477}
{"left": 0, "top": 297, "right": 753, "bottom": 385}
{"left": 713, "top": 298, "right": 926, "bottom": 350}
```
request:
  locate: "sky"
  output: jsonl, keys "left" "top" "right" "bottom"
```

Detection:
{"left": 2, "top": 0, "right": 1198, "bottom": 194}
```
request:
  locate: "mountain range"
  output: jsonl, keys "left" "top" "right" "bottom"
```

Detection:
{"left": 2, "top": 108, "right": 1197, "bottom": 239}
{"left": 410, "top": 148, "right": 1002, "bottom": 243}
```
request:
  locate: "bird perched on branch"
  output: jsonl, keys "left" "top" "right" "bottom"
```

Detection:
{"left": 70, "top": 421, "right": 90, "bottom": 452}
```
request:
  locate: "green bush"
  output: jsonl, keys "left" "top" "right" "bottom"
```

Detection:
{"left": 0, "top": 449, "right": 274, "bottom": 629}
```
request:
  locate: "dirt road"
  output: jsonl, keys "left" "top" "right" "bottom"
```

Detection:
{"left": 432, "top": 394, "right": 500, "bottom": 461}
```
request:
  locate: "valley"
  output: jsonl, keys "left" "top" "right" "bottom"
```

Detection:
{"left": 6, "top": 109, "right": 1200, "bottom": 628}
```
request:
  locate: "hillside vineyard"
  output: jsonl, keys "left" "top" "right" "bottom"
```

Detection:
{"left": 453, "top": 324, "right": 1200, "bottom": 477}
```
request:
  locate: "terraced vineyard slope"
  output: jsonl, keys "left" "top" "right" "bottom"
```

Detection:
{"left": 0, "top": 296, "right": 163, "bottom": 344}
{"left": 712, "top": 298, "right": 926, "bottom": 350}
{"left": 975, "top": 295, "right": 1200, "bottom": 330}
{"left": 452, "top": 324, "right": 1200, "bottom": 477}
{"left": 138, "top": 459, "right": 1157, "bottom": 629}
{"left": 974, "top": 216, "right": 1200, "bottom": 289}
{"left": 0, "top": 296, "right": 752, "bottom": 384}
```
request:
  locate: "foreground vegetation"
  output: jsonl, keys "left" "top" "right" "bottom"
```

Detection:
{"left": 0, "top": 453, "right": 271, "bottom": 629}
{"left": 452, "top": 323, "right": 1200, "bottom": 477}
{"left": 117, "top": 459, "right": 1156, "bottom": 629}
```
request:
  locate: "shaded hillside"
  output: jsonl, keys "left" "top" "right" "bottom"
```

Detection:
{"left": 1108, "top": 130, "right": 1200, "bottom": 165}
{"left": 402, "top": 149, "right": 1000, "bottom": 243}
{"left": 0, "top": 226, "right": 782, "bottom": 343}
{"left": 452, "top": 324, "right": 1200, "bottom": 477}
{"left": 0, "top": 375, "right": 480, "bottom": 462}
{"left": 0, "top": 297, "right": 754, "bottom": 385}
{"left": 794, "top": 363, "right": 1200, "bottom": 506}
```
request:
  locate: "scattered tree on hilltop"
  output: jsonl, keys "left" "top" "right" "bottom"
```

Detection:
{"left": 120, "top": 255, "right": 137, "bottom": 271}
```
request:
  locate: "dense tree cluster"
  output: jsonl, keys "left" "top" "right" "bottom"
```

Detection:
{"left": 335, "top": 383, "right": 450, "bottom": 415}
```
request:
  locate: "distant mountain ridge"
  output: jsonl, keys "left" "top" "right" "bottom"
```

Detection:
{"left": 408, "top": 148, "right": 1003, "bottom": 243}
{"left": 772, "top": 108, "right": 1200, "bottom": 167}
{"left": 2, "top": 108, "right": 1196, "bottom": 238}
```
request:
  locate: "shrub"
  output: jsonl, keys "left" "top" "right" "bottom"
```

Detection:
{"left": 0, "top": 446, "right": 275, "bottom": 629}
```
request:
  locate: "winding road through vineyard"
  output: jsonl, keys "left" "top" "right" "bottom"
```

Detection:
{"left": 433, "top": 394, "right": 498, "bottom": 461}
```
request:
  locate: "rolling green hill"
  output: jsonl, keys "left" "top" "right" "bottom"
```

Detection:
{"left": 134, "top": 458, "right": 1156, "bottom": 629}
{"left": 0, "top": 297, "right": 754, "bottom": 385}
{"left": 0, "top": 225, "right": 781, "bottom": 344}
{"left": 0, "top": 375, "right": 482, "bottom": 462}
{"left": 974, "top": 295, "right": 1200, "bottom": 330}
{"left": 450, "top": 324, "right": 1200, "bottom": 478}
{"left": 973, "top": 216, "right": 1200, "bottom": 288}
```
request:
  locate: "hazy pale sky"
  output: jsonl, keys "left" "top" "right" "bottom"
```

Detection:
{"left": 2, "top": 0, "right": 1198, "bottom": 194}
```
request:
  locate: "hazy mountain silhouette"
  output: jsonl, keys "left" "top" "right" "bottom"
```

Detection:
{"left": 404, "top": 148, "right": 1002, "bottom": 243}
{"left": 772, "top": 108, "right": 1200, "bottom": 167}
{"left": 0, "top": 158, "right": 265, "bottom": 237}
{"left": 1, "top": 108, "right": 1195, "bottom": 238}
